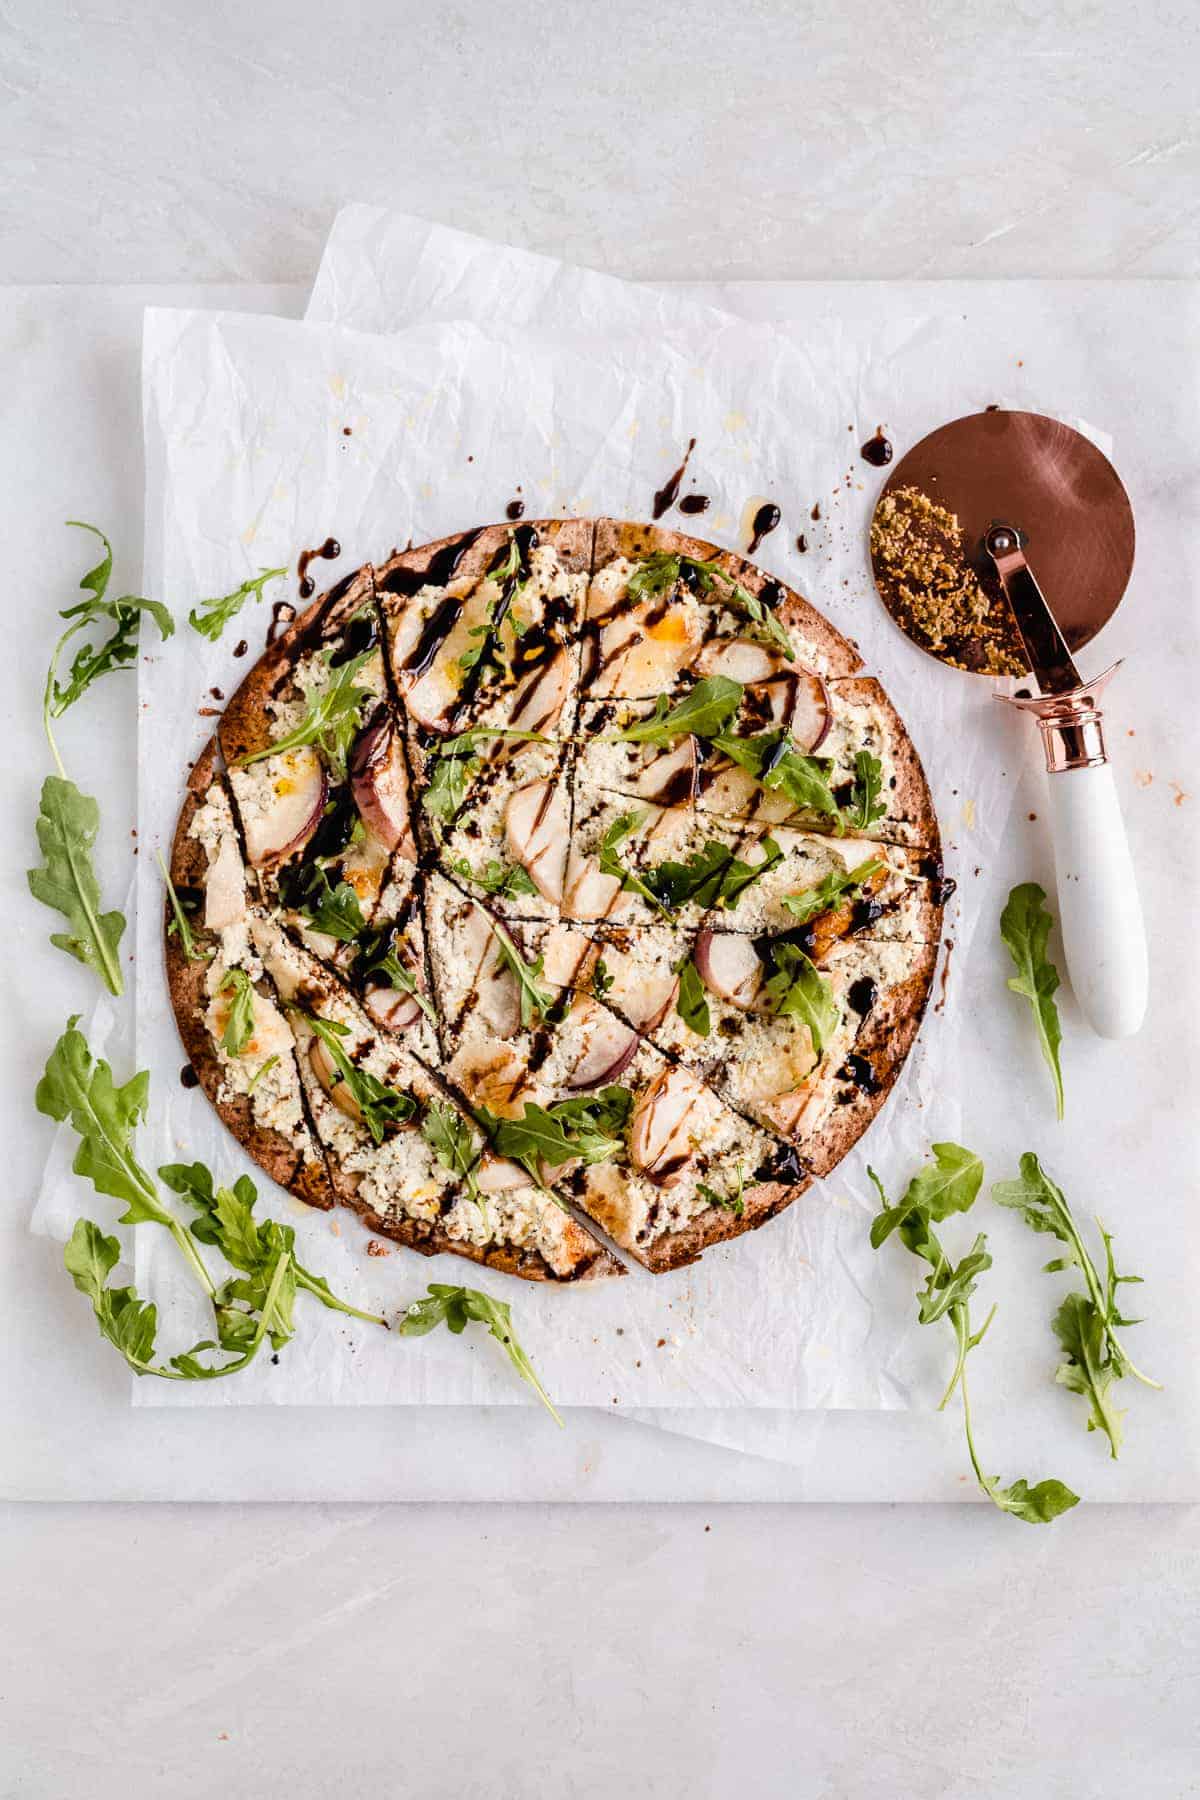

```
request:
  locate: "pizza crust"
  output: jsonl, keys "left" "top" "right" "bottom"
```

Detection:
{"left": 165, "top": 522, "right": 949, "bottom": 1284}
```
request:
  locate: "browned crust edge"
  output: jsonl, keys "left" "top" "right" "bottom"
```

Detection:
{"left": 591, "top": 518, "right": 863, "bottom": 679}
{"left": 164, "top": 739, "right": 335, "bottom": 1211}
{"left": 803, "top": 941, "right": 941, "bottom": 1178}
{"left": 827, "top": 675, "right": 941, "bottom": 854}
{"left": 636, "top": 1176, "right": 812, "bottom": 1273}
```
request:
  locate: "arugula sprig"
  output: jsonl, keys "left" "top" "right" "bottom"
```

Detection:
{"left": 29, "top": 524, "right": 173, "bottom": 995}
{"left": 612, "top": 677, "right": 743, "bottom": 747}
{"left": 156, "top": 850, "right": 211, "bottom": 963}
{"left": 420, "top": 1102, "right": 482, "bottom": 1205}
{"left": 992, "top": 1152, "right": 1159, "bottom": 1458}
{"left": 357, "top": 930, "right": 438, "bottom": 1024}
{"left": 781, "top": 857, "right": 884, "bottom": 924}
{"left": 1000, "top": 883, "right": 1065, "bottom": 1120}
{"left": 625, "top": 552, "right": 796, "bottom": 661}
{"left": 870, "top": 1145, "right": 1079, "bottom": 1525}
{"left": 448, "top": 855, "right": 538, "bottom": 900}
{"left": 844, "top": 751, "right": 887, "bottom": 831}
{"left": 188, "top": 566, "right": 287, "bottom": 642}
{"left": 303, "top": 1015, "right": 418, "bottom": 1142}
{"left": 422, "top": 728, "right": 547, "bottom": 824}
{"left": 487, "top": 916, "right": 556, "bottom": 1028}
{"left": 477, "top": 1088, "right": 634, "bottom": 1188}
{"left": 598, "top": 813, "right": 783, "bottom": 917}
{"left": 760, "top": 944, "right": 839, "bottom": 1056}
{"left": 675, "top": 957, "right": 711, "bottom": 1037}
{"left": 218, "top": 967, "right": 256, "bottom": 1056}
{"left": 400, "top": 1284, "right": 561, "bottom": 1425}
{"left": 698, "top": 1164, "right": 745, "bottom": 1216}
{"left": 235, "top": 648, "right": 374, "bottom": 782}
{"left": 711, "top": 729, "right": 843, "bottom": 828}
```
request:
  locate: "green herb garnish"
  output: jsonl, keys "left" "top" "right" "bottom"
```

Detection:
{"left": 487, "top": 916, "right": 555, "bottom": 1028}
{"left": 420, "top": 1101, "right": 482, "bottom": 1203}
{"left": 304, "top": 1015, "right": 418, "bottom": 1142}
{"left": 760, "top": 943, "right": 839, "bottom": 1056}
{"left": 844, "top": 750, "right": 887, "bottom": 831}
{"left": 625, "top": 551, "right": 723, "bottom": 602}
{"left": 421, "top": 728, "right": 547, "bottom": 824}
{"left": 400, "top": 1283, "right": 561, "bottom": 1425}
{"left": 218, "top": 967, "right": 256, "bottom": 1056}
{"left": 698, "top": 1164, "right": 745, "bottom": 1216}
{"left": 29, "top": 524, "right": 172, "bottom": 995}
{"left": 245, "top": 1053, "right": 280, "bottom": 1095}
{"left": 1000, "top": 883, "right": 1065, "bottom": 1120}
{"left": 781, "top": 857, "right": 884, "bottom": 924}
{"left": 449, "top": 855, "right": 538, "bottom": 899}
{"left": 647, "top": 835, "right": 784, "bottom": 912}
{"left": 592, "top": 959, "right": 613, "bottom": 999}
{"left": 478, "top": 1088, "right": 633, "bottom": 1185}
{"left": 156, "top": 850, "right": 211, "bottom": 963}
{"left": 870, "top": 1145, "right": 1079, "bottom": 1525}
{"left": 710, "top": 729, "right": 842, "bottom": 827}
{"left": 188, "top": 566, "right": 287, "bottom": 642}
{"left": 675, "top": 957, "right": 712, "bottom": 1037}
{"left": 992, "top": 1152, "right": 1159, "bottom": 1458}
{"left": 612, "top": 677, "right": 743, "bottom": 747}
{"left": 235, "top": 649, "right": 374, "bottom": 782}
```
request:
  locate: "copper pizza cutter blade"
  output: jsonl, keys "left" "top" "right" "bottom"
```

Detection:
{"left": 869, "top": 409, "right": 1147, "bottom": 1040}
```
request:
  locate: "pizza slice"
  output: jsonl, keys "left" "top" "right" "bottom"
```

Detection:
{"left": 422, "top": 873, "right": 808, "bottom": 1272}
{"left": 377, "top": 519, "right": 590, "bottom": 742}
{"left": 574, "top": 669, "right": 936, "bottom": 847}
{"left": 219, "top": 565, "right": 420, "bottom": 954}
{"left": 585, "top": 919, "right": 937, "bottom": 1175}
{"left": 164, "top": 743, "right": 334, "bottom": 1212}
{"left": 248, "top": 913, "right": 622, "bottom": 1283}
{"left": 582, "top": 520, "right": 861, "bottom": 701}
{"left": 425, "top": 738, "right": 574, "bottom": 922}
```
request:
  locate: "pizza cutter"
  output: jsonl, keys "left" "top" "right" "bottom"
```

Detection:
{"left": 869, "top": 408, "right": 1147, "bottom": 1040}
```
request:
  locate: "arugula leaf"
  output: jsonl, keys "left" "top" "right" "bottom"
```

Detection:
{"left": 39, "top": 1020, "right": 215, "bottom": 1298}
{"left": 723, "top": 579, "right": 796, "bottom": 661}
{"left": 592, "top": 959, "right": 613, "bottom": 999}
{"left": 188, "top": 566, "right": 287, "bottom": 642}
{"left": 676, "top": 957, "right": 712, "bottom": 1037}
{"left": 992, "top": 1152, "right": 1158, "bottom": 1457}
{"left": 28, "top": 777, "right": 126, "bottom": 995}
{"left": 760, "top": 943, "right": 839, "bottom": 1056}
{"left": 1000, "top": 883, "right": 1065, "bottom": 1120}
{"left": 868, "top": 1150, "right": 1078, "bottom": 1525}
{"left": 420, "top": 1101, "right": 481, "bottom": 1202}
{"left": 781, "top": 857, "right": 884, "bottom": 925}
{"left": 159, "top": 1160, "right": 386, "bottom": 1330}
{"left": 479, "top": 1088, "right": 633, "bottom": 1183}
{"left": 46, "top": 522, "right": 174, "bottom": 726}
{"left": 245, "top": 1053, "right": 279, "bottom": 1094}
{"left": 304, "top": 1016, "right": 418, "bottom": 1142}
{"left": 400, "top": 1282, "right": 561, "bottom": 1425}
{"left": 698, "top": 1164, "right": 745, "bottom": 1216}
{"left": 626, "top": 551, "right": 723, "bottom": 602}
{"left": 613, "top": 677, "right": 743, "bottom": 746}
{"left": 286, "top": 863, "right": 366, "bottom": 942}
{"left": 448, "top": 855, "right": 537, "bottom": 899}
{"left": 487, "top": 916, "right": 555, "bottom": 1027}
{"left": 597, "top": 812, "right": 672, "bottom": 917}
{"left": 356, "top": 930, "right": 437, "bottom": 1024}
{"left": 156, "top": 850, "right": 210, "bottom": 963}
{"left": 421, "top": 729, "right": 546, "bottom": 825}
{"left": 711, "top": 730, "right": 842, "bottom": 827}
{"left": 218, "top": 967, "right": 256, "bottom": 1056}
{"left": 844, "top": 751, "right": 887, "bottom": 832}
{"left": 235, "top": 649, "right": 374, "bottom": 781}
{"left": 646, "top": 835, "right": 784, "bottom": 913}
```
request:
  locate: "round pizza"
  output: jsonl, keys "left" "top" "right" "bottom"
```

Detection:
{"left": 166, "top": 520, "right": 948, "bottom": 1284}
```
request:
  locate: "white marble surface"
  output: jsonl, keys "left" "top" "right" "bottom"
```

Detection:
{"left": 3, "top": 1, "right": 1200, "bottom": 1793}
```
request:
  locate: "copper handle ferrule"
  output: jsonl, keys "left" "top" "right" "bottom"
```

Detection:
{"left": 996, "top": 661, "right": 1123, "bottom": 774}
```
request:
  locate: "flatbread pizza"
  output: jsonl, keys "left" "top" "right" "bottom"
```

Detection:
{"left": 165, "top": 519, "right": 949, "bottom": 1281}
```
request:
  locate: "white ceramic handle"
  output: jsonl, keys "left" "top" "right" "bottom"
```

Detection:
{"left": 1046, "top": 762, "right": 1147, "bottom": 1039}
